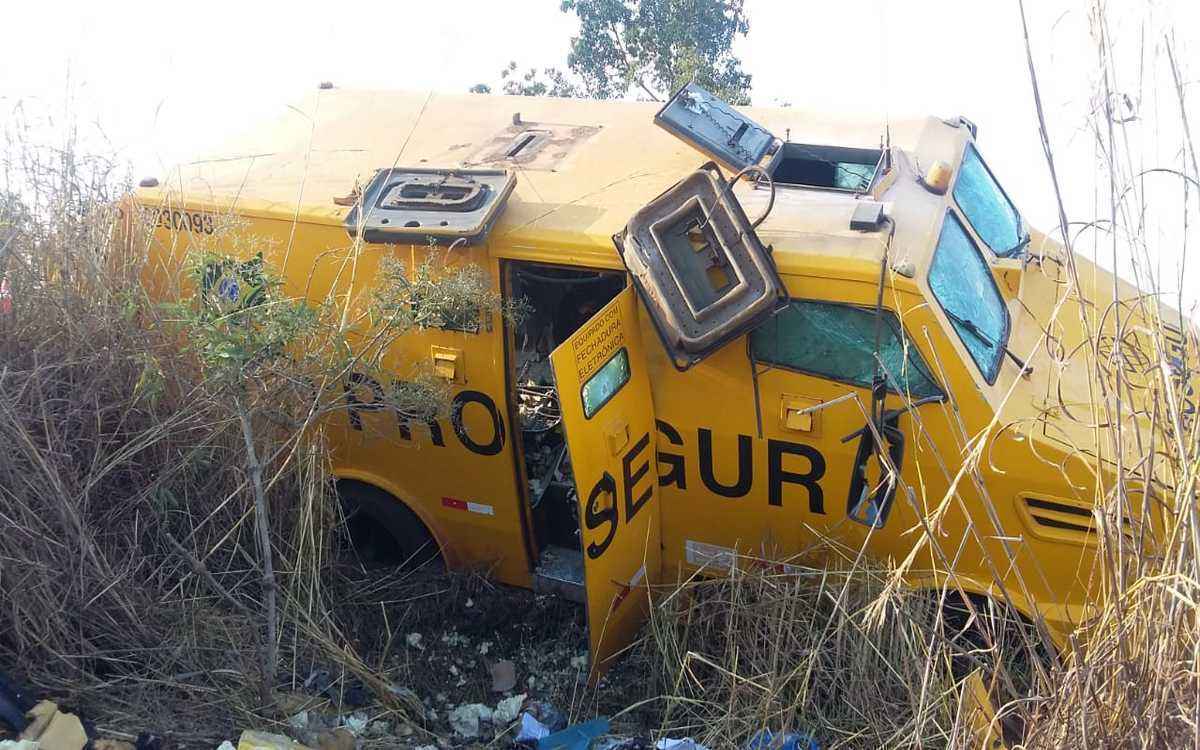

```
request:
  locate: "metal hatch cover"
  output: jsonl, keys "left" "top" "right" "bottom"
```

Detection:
{"left": 614, "top": 162, "right": 788, "bottom": 370}
{"left": 344, "top": 167, "right": 516, "bottom": 245}
{"left": 654, "top": 82, "right": 778, "bottom": 172}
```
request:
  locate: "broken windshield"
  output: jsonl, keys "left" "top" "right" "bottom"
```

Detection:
{"left": 929, "top": 211, "right": 1009, "bottom": 383}
{"left": 953, "top": 144, "right": 1027, "bottom": 258}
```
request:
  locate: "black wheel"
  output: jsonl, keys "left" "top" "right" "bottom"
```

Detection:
{"left": 336, "top": 480, "right": 441, "bottom": 568}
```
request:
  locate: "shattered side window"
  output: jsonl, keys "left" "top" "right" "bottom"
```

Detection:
{"left": 954, "top": 144, "right": 1026, "bottom": 258}
{"left": 750, "top": 301, "right": 942, "bottom": 400}
{"left": 929, "top": 211, "right": 1009, "bottom": 383}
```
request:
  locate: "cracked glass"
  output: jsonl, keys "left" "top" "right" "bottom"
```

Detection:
{"left": 954, "top": 144, "right": 1025, "bottom": 257}
{"left": 929, "top": 211, "right": 1009, "bottom": 382}
{"left": 750, "top": 301, "right": 941, "bottom": 399}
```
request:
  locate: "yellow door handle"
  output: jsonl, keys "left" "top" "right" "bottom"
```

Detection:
{"left": 604, "top": 419, "right": 630, "bottom": 456}
{"left": 431, "top": 346, "right": 462, "bottom": 382}
{"left": 780, "top": 394, "right": 821, "bottom": 434}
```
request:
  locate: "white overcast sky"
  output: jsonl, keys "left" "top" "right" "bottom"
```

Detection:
{"left": 2, "top": 0, "right": 1198, "bottom": 306}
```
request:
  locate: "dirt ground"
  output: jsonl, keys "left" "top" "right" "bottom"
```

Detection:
{"left": 271, "top": 564, "right": 661, "bottom": 750}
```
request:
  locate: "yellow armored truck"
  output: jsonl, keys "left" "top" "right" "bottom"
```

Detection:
{"left": 134, "top": 84, "right": 1195, "bottom": 671}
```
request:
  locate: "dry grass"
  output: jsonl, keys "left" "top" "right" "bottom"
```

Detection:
{"left": 640, "top": 556, "right": 965, "bottom": 748}
{"left": 0, "top": 113, "right": 432, "bottom": 745}
{"left": 615, "top": 545, "right": 1045, "bottom": 749}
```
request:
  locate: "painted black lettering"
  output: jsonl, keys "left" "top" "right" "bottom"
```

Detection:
{"left": 451, "top": 390, "right": 505, "bottom": 456}
{"left": 768, "top": 439, "right": 826, "bottom": 512}
{"left": 397, "top": 415, "right": 446, "bottom": 446}
{"left": 584, "top": 471, "right": 618, "bottom": 559}
{"left": 698, "top": 428, "right": 752, "bottom": 498}
{"left": 655, "top": 419, "right": 687, "bottom": 489}
{"left": 344, "top": 372, "right": 384, "bottom": 431}
{"left": 622, "top": 432, "right": 653, "bottom": 522}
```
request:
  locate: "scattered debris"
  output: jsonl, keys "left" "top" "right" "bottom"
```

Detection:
{"left": 524, "top": 702, "right": 567, "bottom": 734}
{"left": 339, "top": 712, "right": 368, "bottom": 737}
{"left": 538, "top": 718, "right": 609, "bottom": 750}
{"left": 655, "top": 739, "right": 708, "bottom": 750}
{"left": 18, "top": 702, "right": 87, "bottom": 750}
{"left": 365, "top": 720, "right": 391, "bottom": 738}
{"left": 237, "top": 730, "right": 313, "bottom": 750}
{"left": 287, "top": 712, "right": 311, "bottom": 731}
{"left": 448, "top": 704, "right": 493, "bottom": 738}
{"left": 493, "top": 694, "right": 527, "bottom": 725}
{"left": 744, "top": 730, "right": 820, "bottom": 750}
{"left": 92, "top": 741, "right": 134, "bottom": 750}
{"left": 516, "top": 713, "right": 552, "bottom": 743}
{"left": 594, "top": 739, "right": 650, "bottom": 750}
{"left": 490, "top": 660, "right": 518, "bottom": 693}
{"left": 406, "top": 633, "right": 424, "bottom": 650}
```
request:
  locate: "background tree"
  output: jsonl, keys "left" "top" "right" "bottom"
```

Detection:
{"left": 472, "top": 0, "right": 751, "bottom": 103}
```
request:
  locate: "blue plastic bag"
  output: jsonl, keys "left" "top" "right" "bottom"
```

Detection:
{"left": 538, "top": 718, "right": 611, "bottom": 750}
{"left": 744, "top": 729, "right": 820, "bottom": 750}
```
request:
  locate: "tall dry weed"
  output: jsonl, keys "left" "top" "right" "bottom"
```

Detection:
{"left": 0, "top": 110, "right": 424, "bottom": 743}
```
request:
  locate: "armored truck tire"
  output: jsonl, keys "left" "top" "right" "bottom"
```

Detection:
{"left": 336, "top": 479, "right": 441, "bottom": 569}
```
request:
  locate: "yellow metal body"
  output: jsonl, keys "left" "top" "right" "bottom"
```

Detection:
{"left": 133, "top": 89, "right": 1194, "bottom": 665}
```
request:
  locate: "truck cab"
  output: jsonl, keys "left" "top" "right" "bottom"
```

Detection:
{"left": 134, "top": 85, "right": 1194, "bottom": 673}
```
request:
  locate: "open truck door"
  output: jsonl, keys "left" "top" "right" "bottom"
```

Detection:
{"left": 549, "top": 286, "right": 661, "bottom": 677}
{"left": 653, "top": 82, "right": 779, "bottom": 173}
{"left": 550, "top": 156, "right": 786, "bottom": 674}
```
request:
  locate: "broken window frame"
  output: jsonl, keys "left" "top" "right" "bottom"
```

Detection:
{"left": 761, "top": 142, "right": 885, "bottom": 194}
{"left": 654, "top": 82, "right": 885, "bottom": 195}
{"left": 654, "top": 83, "right": 777, "bottom": 173}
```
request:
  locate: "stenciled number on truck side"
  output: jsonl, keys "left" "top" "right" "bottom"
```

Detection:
{"left": 141, "top": 206, "right": 216, "bottom": 235}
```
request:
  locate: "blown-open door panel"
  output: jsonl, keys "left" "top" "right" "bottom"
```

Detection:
{"left": 549, "top": 286, "right": 661, "bottom": 678}
{"left": 614, "top": 163, "right": 788, "bottom": 370}
{"left": 654, "top": 82, "right": 779, "bottom": 173}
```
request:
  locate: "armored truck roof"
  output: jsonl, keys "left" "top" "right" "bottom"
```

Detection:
{"left": 137, "top": 88, "right": 971, "bottom": 282}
